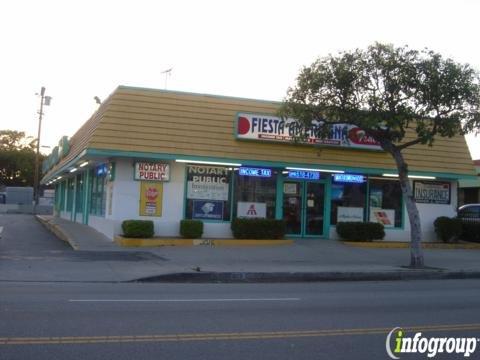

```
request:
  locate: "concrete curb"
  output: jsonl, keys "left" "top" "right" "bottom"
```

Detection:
{"left": 342, "top": 241, "right": 480, "bottom": 250}
{"left": 131, "top": 270, "right": 480, "bottom": 283}
{"left": 35, "top": 215, "right": 79, "bottom": 250}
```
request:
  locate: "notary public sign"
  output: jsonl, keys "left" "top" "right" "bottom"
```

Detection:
{"left": 236, "top": 113, "right": 381, "bottom": 150}
{"left": 135, "top": 162, "right": 170, "bottom": 181}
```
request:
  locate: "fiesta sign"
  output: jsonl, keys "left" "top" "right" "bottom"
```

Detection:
{"left": 236, "top": 113, "right": 381, "bottom": 150}
{"left": 134, "top": 162, "right": 170, "bottom": 181}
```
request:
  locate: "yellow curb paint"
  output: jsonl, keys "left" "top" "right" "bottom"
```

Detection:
{"left": 342, "top": 241, "right": 480, "bottom": 250}
{"left": 212, "top": 239, "right": 293, "bottom": 247}
{"left": 115, "top": 236, "right": 293, "bottom": 248}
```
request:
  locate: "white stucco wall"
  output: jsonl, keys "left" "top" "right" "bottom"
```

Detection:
{"left": 110, "top": 159, "right": 185, "bottom": 237}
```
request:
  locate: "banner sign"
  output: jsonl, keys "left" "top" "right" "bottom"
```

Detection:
{"left": 413, "top": 181, "right": 451, "bottom": 205}
{"left": 187, "top": 165, "right": 230, "bottom": 201}
{"left": 192, "top": 200, "right": 223, "bottom": 220}
{"left": 337, "top": 206, "right": 364, "bottom": 223}
{"left": 288, "top": 170, "right": 320, "bottom": 180}
{"left": 239, "top": 167, "right": 272, "bottom": 178}
{"left": 135, "top": 162, "right": 170, "bottom": 181}
{"left": 236, "top": 113, "right": 381, "bottom": 150}
{"left": 370, "top": 208, "right": 395, "bottom": 228}
{"left": 334, "top": 174, "right": 365, "bottom": 183}
{"left": 139, "top": 181, "right": 163, "bottom": 216}
{"left": 237, "top": 202, "right": 267, "bottom": 218}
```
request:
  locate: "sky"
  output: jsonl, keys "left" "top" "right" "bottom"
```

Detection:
{"left": 1, "top": 0, "right": 479, "bottom": 159}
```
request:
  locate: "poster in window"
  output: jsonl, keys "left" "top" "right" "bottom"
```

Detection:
{"left": 413, "top": 181, "right": 451, "bottom": 204}
{"left": 237, "top": 202, "right": 267, "bottom": 218}
{"left": 139, "top": 181, "right": 163, "bottom": 217}
{"left": 192, "top": 200, "right": 223, "bottom": 220}
{"left": 187, "top": 165, "right": 230, "bottom": 200}
{"left": 369, "top": 188, "right": 383, "bottom": 208}
{"left": 337, "top": 206, "right": 364, "bottom": 222}
{"left": 283, "top": 183, "right": 298, "bottom": 195}
{"left": 370, "top": 208, "right": 395, "bottom": 228}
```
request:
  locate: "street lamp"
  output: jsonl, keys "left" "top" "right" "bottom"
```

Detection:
{"left": 33, "top": 86, "right": 51, "bottom": 207}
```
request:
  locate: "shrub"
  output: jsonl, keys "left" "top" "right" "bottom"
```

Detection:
{"left": 180, "top": 220, "right": 204, "bottom": 239}
{"left": 231, "top": 218, "right": 286, "bottom": 239}
{"left": 433, "top": 216, "right": 462, "bottom": 243}
{"left": 121, "top": 220, "right": 154, "bottom": 238}
{"left": 336, "top": 222, "right": 385, "bottom": 241}
{"left": 460, "top": 221, "right": 480, "bottom": 243}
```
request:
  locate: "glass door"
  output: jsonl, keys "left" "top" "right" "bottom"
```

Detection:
{"left": 283, "top": 181, "right": 325, "bottom": 237}
{"left": 283, "top": 181, "right": 303, "bottom": 235}
{"left": 305, "top": 182, "right": 325, "bottom": 236}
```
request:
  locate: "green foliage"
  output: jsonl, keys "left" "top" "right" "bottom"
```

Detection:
{"left": 231, "top": 218, "right": 286, "bottom": 239}
{"left": 460, "top": 222, "right": 480, "bottom": 243}
{"left": 121, "top": 220, "right": 154, "bottom": 238}
{"left": 180, "top": 220, "right": 204, "bottom": 239}
{"left": 433, "top": 216, "right": 463, "bottom": 243}
{"left": 0, "top": 130, "right": 43, "bottom": 187}
{"left": 281, "top": 43, "right": 480, "bottom": 148}
{"left": 336, "top": 222, "right": 385, "bottom": 241}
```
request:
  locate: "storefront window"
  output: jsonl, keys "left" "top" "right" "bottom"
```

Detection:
{"left": 66, "top": 178, "right": 74, "bottom": 212}
{"left": 368, "top": 179, "right": 403, "bottom": 228}
{"left": 184, "top": 165, "right": 231, "bottom": 221}
{"left": 233, "top": 168, "right": 277, "bottom": 219}
{"left": 330, "top": 181, "right": 367, "bottom": 225}
{"left": 90, "top": 165, "right": 108, "bottom": 217}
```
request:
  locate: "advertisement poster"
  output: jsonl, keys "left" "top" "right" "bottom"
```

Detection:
{"left": 139, "top": 181, "right": 163, "bottom": 216}
{"left": 337, "top": 206, "right": 364, "bottom": 223}
{"left": 413, "top": 181, "right": 451, "bottom": 204}
{"left": 370, "top": 208, "right": 395, "bottom": 228}
{"left": 283, "top": 183, "right": 298, "bottom": 195}
{"left": 237, "top": 202, "right": 267, "bottom": 218}
{"left": 369, "top": 188, "right": 383, "bottom": 208}
{"left": 192, "top": 200, "right": 223, "bottom": 220}
{"left": 187, "top": 165, "right": 230, "bottom": 201}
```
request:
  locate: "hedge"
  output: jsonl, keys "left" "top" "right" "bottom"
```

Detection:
{"left": 231, "top": 218, "right": 286, "bottom": 239}
{"left": 433, "top": 216, "right": 462, "bottom": 243}
{"left": 180, "top": 220, "right": 204, "bottom": 239}
{"left": 336, "top": 222, "right": 385, "bottom": 241}
{"left": 460, "top": 221, "right": 480, "bottom": 243}
{"left": 121, "top": 220, "right": 154, "bottom": 238}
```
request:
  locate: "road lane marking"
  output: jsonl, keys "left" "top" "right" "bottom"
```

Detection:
{"left": 2, "top": 323, "right": 480, "bottom": 346}
{"left": 0, "top": 226, "right": 3, "bottom": 238}
{"left": 68, "top": 298, "right": 301, "bottom": 302}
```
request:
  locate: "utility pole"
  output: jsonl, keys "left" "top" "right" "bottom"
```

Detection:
{"left": 33, "top": 87, "right": 51, "bottom": 207}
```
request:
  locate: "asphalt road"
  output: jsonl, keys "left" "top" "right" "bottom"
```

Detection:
{"left": 1, "top": 280, "right": 480, "bottom": 360}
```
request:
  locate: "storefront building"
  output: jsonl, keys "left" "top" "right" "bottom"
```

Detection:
{"left": 41, "top": 86, "right": 477, "bottom": 241}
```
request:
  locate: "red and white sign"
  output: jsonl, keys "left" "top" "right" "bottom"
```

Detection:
{"left": 135, "top": 162, "right": 170, "bottom": 181}
{"left": 236, "top": 113, "right": 381, "bottom": 150}
{"left": 237, "top": 202, "right": 267, "bottom": 219}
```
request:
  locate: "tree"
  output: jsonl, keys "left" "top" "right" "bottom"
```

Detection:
{"left": 0, "top": 130, "right": 41, "bottom": 187}
{"left": 281, "top": 43, "right": 480, "bottom": 268}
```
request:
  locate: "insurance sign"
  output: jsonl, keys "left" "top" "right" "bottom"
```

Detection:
{"left": 413, "top": 181, "right": 451, "bottom": 204}
{"left": 236, "top": 113, "right": 381, "bottom": 150}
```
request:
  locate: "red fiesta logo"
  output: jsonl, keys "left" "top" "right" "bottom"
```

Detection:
{"left": 237, "top": 116, "right": 251, "bottom": 135}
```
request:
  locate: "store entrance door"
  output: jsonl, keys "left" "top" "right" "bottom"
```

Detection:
{"left": 282, "top": 181, "right": 325, "bottom": 237}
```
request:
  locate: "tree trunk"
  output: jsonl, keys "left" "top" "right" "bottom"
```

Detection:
{"left": 389, "top": 147, "right": 425, "bottom": 268}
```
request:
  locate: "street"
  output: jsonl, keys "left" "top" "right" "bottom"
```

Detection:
{"left": 1, "top": 280, "right": 480, "bottom": 360}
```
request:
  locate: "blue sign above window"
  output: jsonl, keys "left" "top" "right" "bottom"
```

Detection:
{"left": 239, "top": 167, "right": 272, "bottom": 178}
{"left": 287, "top": 170, "right": 320, "bottom": 180}
{"left": 333, "top": 174, "right": 365, "bottom": 183}
{"left": 96, "top": 164, "right": 108, "bottom": 176}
